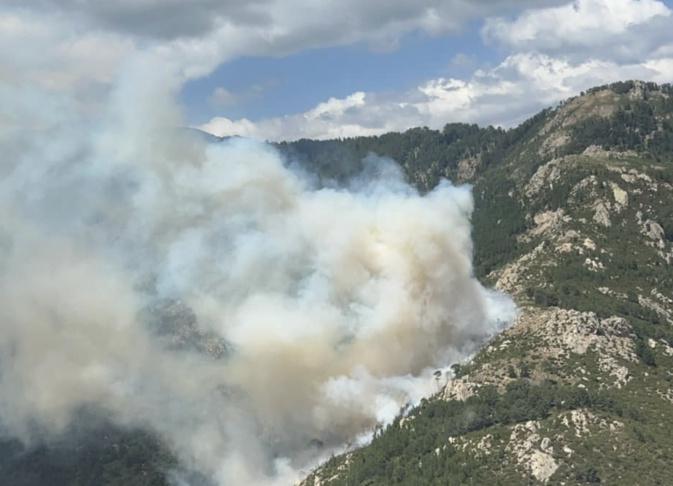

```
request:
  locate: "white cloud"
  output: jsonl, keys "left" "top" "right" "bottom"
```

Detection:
{"left": 483, "top": 0, "right": 672, "bottom": 62}
{"left": 200, "top": 51, "right": 673, "bottom": 141}
{"left": 305, "top": 92, "right": 367, "bottom": 121}
{"left": 142, "top": 0, "right": 567, "bottom": 80}
{"left": 5, "top": 0, "right": 673, "bottom": 481}
{"left": 2, "top": 1, "right": 567, "bottom": 89}
{"left": 200, "top": 116, "right": 260, "bottom": 138}
{"left": 644, "top": 58, "right": 673, "bottom": 82}
{"left": 4, "top": 0, "right": 673, "bottom": 139}
{"left": 10, "top": 1, "right": 565, "bottom": 42}
{"left": 199, "top": 0, "right": 673, "bottom": 141}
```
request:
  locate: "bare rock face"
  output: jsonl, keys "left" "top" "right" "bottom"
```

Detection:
{"left": 526, "top": 159, "right": 562, "bottom": 198}
{"left": 507, "top": 307, "right": 636, "bottom": 388}
{"left": 530, "top": 209, "right": 569, "bottom": 237}
{"left": 582, "top": 144, "right": 605, "bottom": 156}
{"left": 514, "top": 308, "right": 634, "bottom": 356}
{"left": 643, "top": 220, "right": 665, "bottom": 248}
{"left": 570, "top": 174, "right": 600, "bottom": 201}
{"left": 457, "top": 156, "right": 480, "bottom": 182}
{"left": 610, "top": 182, "right": 629, "bottom": 207}
{"left": 592, "top": 201, "right": 611, "bottom": 227}
{"left": 441, "top": 377, "right": 479, "bottom": 401}
{"left": 494, "top": 243, "right": 546, "bottom": 295}
{"left": 298, "top": 82, "right": 673, "bottom": 486}
{"left": 638, "top": 290, "right": 673, "bottom": 325}
{"left": 506, "top": 420, "right": 558, "bottom": 483}
{"left": 559, "top": 408, "right": 624, "bottom": 439}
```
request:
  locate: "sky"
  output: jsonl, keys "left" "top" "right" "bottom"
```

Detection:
{"left": 0, "top": 3, "right": 671, "bottom": 482}
{"left": 2, "top": 0, "right": 673, "bottom": 141}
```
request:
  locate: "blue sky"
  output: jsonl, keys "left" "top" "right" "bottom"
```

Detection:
{"left": 191, "top": 0, "right": 673, "bottom": 140}
{"left": 180, "top": 24, "right": 497, "bottom": 123}
{"left": 2, "top": 3, "right": 673, "bottom": 484}
{"left": 4, "top": 0, "right": 673, "bottom": 140}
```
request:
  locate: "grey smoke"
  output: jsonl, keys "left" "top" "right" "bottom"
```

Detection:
{"left": 0, "top": 56, "right": 515, "bottom": 485}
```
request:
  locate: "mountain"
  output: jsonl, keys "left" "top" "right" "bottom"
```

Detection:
{"left": 2, "top": 80, "right": 672, "bottom": 485}
{"left": 297, "top": 80, "right": 673, "bottom": 485}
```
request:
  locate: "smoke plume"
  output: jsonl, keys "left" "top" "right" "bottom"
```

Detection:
{"left": 0, "top": 57, "right": 515, "bottom": 484}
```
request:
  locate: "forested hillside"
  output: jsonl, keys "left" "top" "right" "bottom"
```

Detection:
{"left": 3, "top": 80, "right": 673, "bottom": 485}
{"left": 299, "top": 80, "right": 673, "bottom": 485}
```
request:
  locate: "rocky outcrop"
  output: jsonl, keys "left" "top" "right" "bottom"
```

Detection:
{"left": 441, "top": 377, "right": 479, "bottom": 401}
{"left": 526, "top": 159, "right": 562, "bottom": 198}
{"left": 298, "top": 82, "right": 673, "bottom": 486}
{"left": 457, "top": 156, "right": 481, "bottom": 182}
{"left": 506, "top": 420, "right": 558, "bottom": 483}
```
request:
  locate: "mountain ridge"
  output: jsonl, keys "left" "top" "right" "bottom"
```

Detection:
{"left": 297, "top": 80, "right": 673, "bottom": 485}
{"left": 2, "top": 80, "right": 672, "bottom": 485}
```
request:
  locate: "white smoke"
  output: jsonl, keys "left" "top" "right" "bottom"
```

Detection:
{"left": 0, "top": 56, "right": 515, "bottom": 485}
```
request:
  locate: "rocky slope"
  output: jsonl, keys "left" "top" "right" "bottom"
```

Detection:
{"left": 299, "top": 80, "right": 673, "bottom": 485}
{"left": 3, "top": 80, "right": 671, "bottom": 486}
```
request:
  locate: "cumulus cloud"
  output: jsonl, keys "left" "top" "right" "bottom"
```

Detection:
{"left": 1, "top": 1, "right": 566, "bottom": 85}
{"left": 13, "top": 0, "right": 666, "bottom": 140}
{"left": 192, "top": 0, "right": 673, "bottom": 141}
{"left": 7, "top": 0, "right": 565, "bottom": 42}
{"left": 6, "top": 0, "right": 671, "bottom": 141}
{"left": 200, "top": 91, "right": 390, "bottom": 140}
{"left": 0, "top": 54, "right": 515, "bottom": 484}
{"left": 483, "top": 0, "right": 672, "bottom": 62}
{"left": 200, "top": 51, "right": 673, "bottom": 141}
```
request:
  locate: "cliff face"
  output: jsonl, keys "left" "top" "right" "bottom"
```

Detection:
{"left": 299, "top": 81, "right": 673, "bottom": 485}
